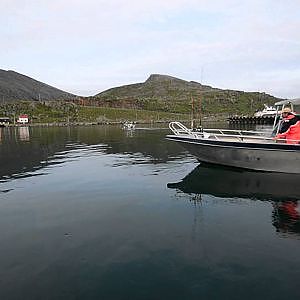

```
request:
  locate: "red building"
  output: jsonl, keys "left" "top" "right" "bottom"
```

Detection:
{"left": 17, "top": 114, "right": 29, "bottom": 124}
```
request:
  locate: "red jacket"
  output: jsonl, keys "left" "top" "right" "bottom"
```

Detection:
{"left": 276, "top": 121, "right": 300, "bottom": 144}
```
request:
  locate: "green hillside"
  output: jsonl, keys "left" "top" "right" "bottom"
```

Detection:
{"left": 0, "top": 72, "right": 284, "bottom": 123}
{"left": 0, "top": 101, "right": 189, "bottom": 124}
{"left": 92, "top": 74, "right": 282, "bottom": 116}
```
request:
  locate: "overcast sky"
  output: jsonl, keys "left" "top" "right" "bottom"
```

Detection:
{"left": 1, "top": 0, "right": 300, "bottom": 98}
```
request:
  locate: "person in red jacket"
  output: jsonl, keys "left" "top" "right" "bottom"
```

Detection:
{"left": 278, "top": 107, "right": 299, "bottom": 133}
{"left": 275, "top": 122, "right": 300, "bottom": 144}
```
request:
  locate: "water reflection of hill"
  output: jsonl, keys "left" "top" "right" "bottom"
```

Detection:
{"left": 0, "top": 126, "right": 185, "bottom": 182}
{"left": 168, "top": 164, "right": 300, "bottom": 237}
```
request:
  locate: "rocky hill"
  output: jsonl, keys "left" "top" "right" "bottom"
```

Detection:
{"left": 0, "top": 70, "right": 284, "bottom": 116}
{"left": 96, "top": 74, "right": 219, "bottom": 98}
{"left": 93, "top": 74, "right": 282, "bottom": 115}
{"left": 0, "top": 69, "right": 76, "bottom": 102}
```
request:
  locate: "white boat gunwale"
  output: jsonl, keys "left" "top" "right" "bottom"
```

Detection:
{"left": 166, "top": 134, "right": 300, "bottom": 152}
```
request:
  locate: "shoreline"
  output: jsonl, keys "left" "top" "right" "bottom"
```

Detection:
{"left": 2, "top": 120, "right": 189, "bottom": 127}
{"left": 2, "top": 118, "right": 228, "bottom": 128}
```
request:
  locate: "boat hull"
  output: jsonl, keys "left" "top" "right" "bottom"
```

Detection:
{"left": 167, "top": 135, "right": 300, "bottom": 173}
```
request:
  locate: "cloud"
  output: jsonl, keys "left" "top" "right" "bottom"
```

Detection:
{"left": 1, "top": 0, "right": 300, "bottom": 98}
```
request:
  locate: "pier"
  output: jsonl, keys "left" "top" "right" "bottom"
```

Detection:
{"left": 227, "top": 115, "right": 275, "bottom": 125}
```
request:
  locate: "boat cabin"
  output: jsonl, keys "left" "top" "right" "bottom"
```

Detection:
{"left": 0, "top": 117, "right": 10, "bottom": 127}
{"left": 254, "top": 104, "right": 279, "bottom": 117}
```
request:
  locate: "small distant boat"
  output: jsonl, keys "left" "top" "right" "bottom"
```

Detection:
{"left": 166, "top": 98, "right": 300, "bottom": 173}
{"left": 122, "top": 121, "right": 136, "bottom": 130}
{"left": 254, "top": 104, "right": 279, "bottom": 117}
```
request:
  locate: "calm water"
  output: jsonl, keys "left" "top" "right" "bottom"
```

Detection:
{"left": 0, "top": 124, "right": 300, "bottom": 300}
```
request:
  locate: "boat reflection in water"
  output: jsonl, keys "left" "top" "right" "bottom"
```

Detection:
{"left": 272, "top": 201, "right": 300, "bottom": 237}
{"left": 167, "top": 164, "right": 300, "bottom": 237}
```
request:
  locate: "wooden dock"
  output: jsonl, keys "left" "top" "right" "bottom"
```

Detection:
{"left": 227, "top": 115, "right": 275, "bottom": 125}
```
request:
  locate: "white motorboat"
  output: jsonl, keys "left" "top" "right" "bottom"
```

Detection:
{"left": 254, "top": 104, "right": 279, "bottom": 117}
{"left": 122, "top": 121, "right": 136, "bottom": 130}
{"left": 166, "top": 99, "right": 300, "bottom": 173}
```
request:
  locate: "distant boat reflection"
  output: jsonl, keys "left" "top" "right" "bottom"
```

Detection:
{"left": 168, "top": 164, "right": 300, "bottom": 237}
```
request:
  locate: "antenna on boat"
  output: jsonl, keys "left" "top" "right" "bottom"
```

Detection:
{"left": 198, "top": 68, "right": 204, "bottom": 129}
{"left": 191, "top": 95, "right": 195, "bottom": 129}
{"left": 198, "top": 88, "right": 202, "bottom": 129}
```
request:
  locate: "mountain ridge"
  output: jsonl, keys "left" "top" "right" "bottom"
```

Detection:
{"left": 0, "top": 69, "right": 76, "bottom": 101}
{"left": 0, "top": 69, "right": 284, "bottom": 115}
{"left": 93, "top": 73, "right": 282, "bottom": 115}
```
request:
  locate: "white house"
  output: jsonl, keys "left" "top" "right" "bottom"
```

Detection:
{"left": 17, "top": 114, "right": 29, "bottom": 124}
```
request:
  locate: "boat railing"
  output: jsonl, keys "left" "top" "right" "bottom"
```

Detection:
{"left": 209, "top": 133, "right": 273, "bottom": 142}
{"left": 202, "top": 128, "right": 268, "bottom": 136}
{"left": 169, "top": 122, "right": 300, "bottom": 144}
{"left": 203, "top": 127, "right": 300, "bottom": 144}
{"left": 198, "top": 131, "right": 300, "bottom": 143}
{"left": 169, "top": 122, "right": 269, "bottom": 139}
{"left": 169, "top": 122, "right": 199, "bottom": 137}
